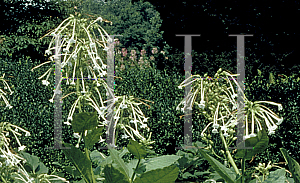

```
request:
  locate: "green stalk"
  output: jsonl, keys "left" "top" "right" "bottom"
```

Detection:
{"left": 219, "top": 132, "right": 240, "bottom": 175}
{"left": 115, "top": 109, "right": 124, "bottom": 144}
{"left": 85, "top": 146, "right": 96, "bottom": 183}
{"left": 241, "top": 158, "right": 245, "bottom": 183}
{"left": 131, "top": 158, "right": 140, "bottom": 182}
{"left": 0, "top": 175, "right": 7, "bottom": 183}
{"left": 76, "top": 78, "right": 82, "bottom": 113}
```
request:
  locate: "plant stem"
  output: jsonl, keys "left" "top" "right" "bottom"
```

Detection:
{"left": 131, "top": 158, "right": 140, "bottom": 182}
{"left": 115, "top": 109, "right": 124, "bottom": 144}
{"left": 241, "top": 158, "right": 245, "bottom": 183}
{"left": 219, "top": 132, "right": 240, "bottom": 175}
{"left": 85, "top": 147, "right": 96, "bottom": 183}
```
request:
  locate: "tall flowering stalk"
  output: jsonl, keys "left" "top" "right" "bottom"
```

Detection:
{"left": 177, "top": 68, "right": 284, "bottom": 177}
{"left": 32, "top": 13, "right": 154, "bottom": 148}
{"left": 177, "top": 68, "right": 283, "bottom": 140}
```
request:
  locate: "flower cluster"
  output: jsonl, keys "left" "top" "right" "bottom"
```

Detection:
{"left": 176, "top": 68, "right": 284, "bottom": 141}
{"left": 0, "top": 73, "right": 14, "bottom": 109}
{"left": 34, "top": 15, "right": 155, "bottom": 148}
{"left": 31, "top": 13, "right": 116, "bottom": 103}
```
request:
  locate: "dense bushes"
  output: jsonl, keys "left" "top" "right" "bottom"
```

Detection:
{"left": 76, "top": 0, "right": 166, "bottom": 58}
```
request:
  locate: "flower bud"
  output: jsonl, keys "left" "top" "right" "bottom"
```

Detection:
{"left": 232, "top": 137, "right": 237, "bottom": 141}
{"left": 220, "top": 150, "right": 225, "bottom": 154}
{"left": 209, "top": 140, "right": 214, "bottom": 145}
{"left": 207, "top": 134, "right": 211, "bottom": 139}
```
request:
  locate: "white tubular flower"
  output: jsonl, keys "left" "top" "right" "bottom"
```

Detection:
{"left": 18, "top": 145, "right": 26, "bottom": 152}
{"left": 223, "top": 132, "right": 229, "bottom": 138}
{"left": 64, "top": 121, "right": 71, "bottom": 125}
{"left": 42, "top": 80, "right": 50, "bottom": 86}
{"left": 140, "top": 124, "right": 147, "bottom": 128}
{"left": 212, "top": 128, "right": 218, "bottom": 134}
{"left": 73, "top": 133, "right": 80, "bottom": 139}
{"left": 45, "top": 49, "right": 52, "bottom": 55}
{"left": 121, "top": 134, "right": 129, "bottom": 139}
{"left": 198, "top": 100, "right": 205, "bottom": 109}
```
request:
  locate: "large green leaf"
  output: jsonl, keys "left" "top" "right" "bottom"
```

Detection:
{"left": 280, "top": 148, "right": 300, "bottom": 183}
{"left": 249, "top": 168, "right": 287, "bottom": 183}
{"left": 127, "top": 139, "right": 148, "bottom": 159}
{"left": 133, "top": 164, "right": 179, "bottom": 183}
{"left": 235, "top": 129, "right": 269, "bottom": 160}
{"left": 61, "top": 142, "right": 95, "bottom": 183}
{"left": 19, "top": 152, "right": 48, "bottom": 175}
{"left": 198, "top": 148, "right": 236, "bottom": 183}
{"left": 84, "top": 126, "right": 104, "bottom": 149}
{"left": 72, "top": 112, "right": 98, "bottom": 133}
{"left": 136, "top": 155, "right": 181, "bottom": 173}
{"left": 103, "top": 164, "right": 131, "bottom": 183}
{"left": 107, "top": 145, "right": 131, "bottom": 182}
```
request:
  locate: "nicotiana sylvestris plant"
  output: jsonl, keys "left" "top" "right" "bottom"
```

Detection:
{"left": 0, "top": 73, "right": 69, "bottom": 182}
{"left": 32, "top": 13, "right": 155, "bottom": 149}
{"left": 176, "top": 68, "right": 300, "bottom": 183}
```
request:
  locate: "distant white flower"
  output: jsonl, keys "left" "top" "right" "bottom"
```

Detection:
{"left": 96, "top": 17, "right": 103, "bottom": 22}
{"left": 141, "top": 124, "right": 147, "bottom": 128}
{"left": 231, "top": 94, "right": 237, "bottom": 99}
{"left": 18, "top": 145, "right": 26, "bottom": 151}
{"left": 276, "top": 117, "right": 283, "bottom": 125}
{"left": 69, "top": 39, "right": 76, "bottom": 44}
{"left": 73, "top": 133, "right": 80, "bottom": 139}
{"left": 70, "top": 81, "right": 76, "bottom": 85}
{"left": 212, "top": 128, "right": 218, "bottom": 133}
{"left": 198, "top": 101, "right": 205, "bottom": 109}
{"left": 143, "top": 118, "right": 148, "bottom": 122}
{"left": 278, "top": 104, "right": 283, "bottom": 111}
{"left": 42, "top": 80, "right": 50, "bottom": 86}
{"left": 63, "top": 48, "right": 70, "bottom": 53}
{"left": 220, "top": 125, "right": 228, "bottom": 132}
{"left": 212, "top": 123, "right": 219, "bottom": 128}
{"left": 120, "top": 103, "right": 127, "bottom": 109}
{"left": 67, "top": 116, "right": 73, "bottom": 121}
{"left": 121, "top": 134, "right": 129, "bottom": 139}
{"left": 178, "top": 86, "right": 182, "bottom": 89}
{"left": 25, "top": 132, "right": 30, "bottom": 137}
{"left": 243, "top": 135, "right": 251, "bottom": 140}
{"left": 223, "top": 132, "right": 229, "bottom": 138}
{"left": 45, "top": 50, "right": 52, "bottom": 55}
{"left": 49, "top": 99, "right": 53, "bottom": 103}
{"left": 64, "top": 121, "right": 71, "bottom": 125}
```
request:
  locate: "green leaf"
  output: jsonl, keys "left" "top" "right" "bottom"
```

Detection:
{"left": 63, "top": 166, "right": 82, "bottom": 178}
{"left": 280, "top": 148, "right": 300, "bottom": 183}
{"left": 107, "top": 145, "right": 131, "bottom": 182}
{"left": 19, "top": 152, "right": 48, "bottom": 175}
{"left": 133, "top": 164, "right": 179, "bottom": 183}
{"left": 84, "top": 127, "right": 104, "bottom": 149}
{"left": 72, "top": 112, "right": 98, "bottom": 133}
{"left": 136, "top": 155, "right": 181, "bottom": 173}
{"left": 198, "top": 148, "right": 236, "bottom": 183}
{"left": 235, "top": 129, "right": 269, "bottom": 160}
{"left": 61, "top": 142, "right": 95, "bottom": 183}
{"left": 103, "top": 164, "right": 131, "bottom": 183}
{"left": 262, "top": 168, "right": 287, "bottom": 183}
{"left": 127, "top": 139, "right": 148, "bottom": 159}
